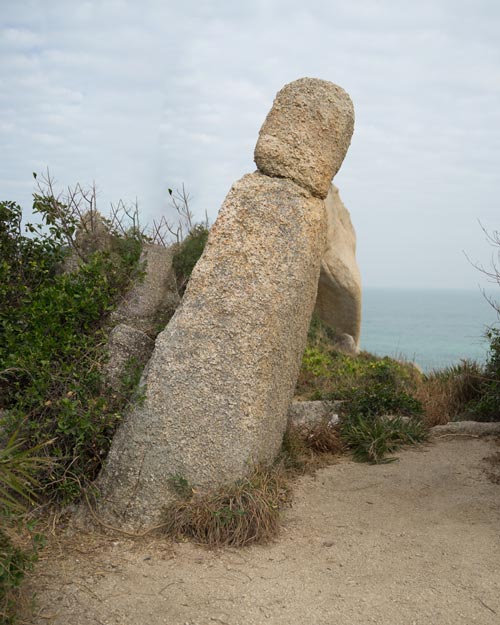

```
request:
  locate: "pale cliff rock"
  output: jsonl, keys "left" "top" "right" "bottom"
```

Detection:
{"left": 314, "top": 184, "right": 361, "bottom": 351}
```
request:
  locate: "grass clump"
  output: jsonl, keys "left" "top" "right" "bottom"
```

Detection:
{"left": 340, "top": 414, "right": 427, "bottom": 464}
{"left": 0, "top": 432, "right": 50, "bottom": 624}
{"left": 163, "top": 421, "right": 347, "bottom": 549}
{"left": 415, "top": 360, "right": 484, "bottom": 426}
{"left": 163, "top": 465, "right": 291, "bottom": 548}
{"left": 280, "top": 420, "right": 345, "bottom": 474}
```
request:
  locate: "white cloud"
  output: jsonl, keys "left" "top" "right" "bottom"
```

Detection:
{"left": 0, "top": 0, "right": 499, "bottom": 289}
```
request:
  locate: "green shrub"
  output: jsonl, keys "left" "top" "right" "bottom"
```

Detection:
{"left": 301, "top": 347, "right": 332, "bottom": 377}
{"left": 470, "top": 327, "right": 500, "bottom": 421}
{"left": 0, "top": 192, "right": 143, "bottom": 503}
{"left": 172, "top": 224, "right": 209, "bottom": 294}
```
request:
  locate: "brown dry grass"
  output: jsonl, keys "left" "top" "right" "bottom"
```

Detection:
{"left": 282, "top": 420, "right": 345, "bottom": 468}
{"left": 163, "top": 465, "right": 291, "bottom": 548}
{"left": 163, "top": 421, "right": 346, "bottom": 548}
{"left": 414, "top": 361, "right": 484, "bottom": 426}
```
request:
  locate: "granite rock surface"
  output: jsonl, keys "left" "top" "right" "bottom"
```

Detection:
{"left": 315, "top": 184, "right": 361, "bottom": 349}
{"left": 254, "top": 77, "right": 354, "bottom": 199}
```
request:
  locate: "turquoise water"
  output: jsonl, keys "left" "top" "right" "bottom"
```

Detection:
{"left": 361, "top": 288, "right": 499, "bottom": 372}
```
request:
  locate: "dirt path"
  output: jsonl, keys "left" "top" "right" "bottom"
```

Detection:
{"left": 22, "top": 436, "right": 500, "bottom": 625}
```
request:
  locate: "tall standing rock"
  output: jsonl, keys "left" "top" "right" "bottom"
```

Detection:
{"left": 94, "top": 78, "right": 354, "bottom": 531}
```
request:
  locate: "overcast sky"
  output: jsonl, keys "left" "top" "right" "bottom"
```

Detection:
{"left": 1, "top": 0, "right": 499, "bottom": 290}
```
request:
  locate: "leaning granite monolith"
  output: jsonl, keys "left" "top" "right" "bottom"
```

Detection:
{"left": 94, "top": 78, "right": 354, "bottom": 531}
{"left": 315, "top": 184, "right": 362, "bottom": 351}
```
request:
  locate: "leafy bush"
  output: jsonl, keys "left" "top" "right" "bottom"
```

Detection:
{"left": 172, "top": 224, "right": 209, "bottom": 294}
{"left": 470, "top": 327, "right": 500, "bottom": 421}
{"left": 336, "top": 358, "right": 423, "bottom": 418}
{"left": 0, "top": 191, "right": 142, "bottom": 503}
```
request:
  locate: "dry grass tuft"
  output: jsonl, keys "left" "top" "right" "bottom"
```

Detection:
{"left": 280, "top": 421, "right": 346, "bottom": 474}
{"left": 294, "top": 420, "right": 345, "bottom": 455}
{"left": 163, "top": 465, "right": 292, "bottom": 548}
{"left": 415, "top": 360, "right": 484, "bottom": 426}
{"left": 163, "top": 420, "right": 347, "bottom": 549}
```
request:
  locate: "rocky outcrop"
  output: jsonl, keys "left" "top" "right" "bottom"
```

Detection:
{"left": 110, "top": 243, "right": 180, "bottom": 337}
{"left": 314, "top": 185, "right": 361, "bottom": 351}
{"left": 94, "top": 78, "right": 355, "bottom": 531}
{"left": 431, "top": 421, "right": 500, "bottom": 436}
{"left": 287, "top": 400, "right": 342, "bottom": 428}
{"left": 105, "top": 243, "right": 180, "bottom": 388}
{"left": 104, "top": 324, "right": 155, "bottom": 392}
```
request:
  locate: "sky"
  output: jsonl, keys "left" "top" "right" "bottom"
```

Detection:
{"left": 1, "top": 0, "right": 499, "bottom": 291}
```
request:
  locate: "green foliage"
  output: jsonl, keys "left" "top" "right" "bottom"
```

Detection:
{"left": 340, "top": 414, "right": 427, "bottom": 464}
{"left": 470, "top": 327, "right": 500, "bottom": 421}
{"left": 168, "top": 473, "right": 193, "bottom": 500}
{"left": 172, "top": 224, "right": 209, "bottom": 294}
{"left": 297, "top": 316, "right": 423, "bottom": 418}
{"left": 307, "top": 312, "right": 337, "bottom": 345}
{"left": 337, "top": 357, "right": 423, "bottom": 418}
{"left": 301, "top": 347, "right": 332, "bottom": 377}
{"left": 0, "top": 192, "right": 143, "bottom": 503}
{"left": 297, "top": 316, "right": 426, "bottom": 463}
{"left": 0, "top": 431, "right": 53, "bottom": 516}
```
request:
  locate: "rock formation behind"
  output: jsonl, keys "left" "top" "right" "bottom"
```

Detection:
{"left": 315, "top": 184, "right": 362, "bottom": 350}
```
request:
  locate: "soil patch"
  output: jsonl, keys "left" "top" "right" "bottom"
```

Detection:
{"left": 21, "top": 436, "right": 500, "bottom": 625}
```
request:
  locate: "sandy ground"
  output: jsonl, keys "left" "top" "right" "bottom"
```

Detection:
{"left": 21, "top": 435, "right": 500, "bottom": 625}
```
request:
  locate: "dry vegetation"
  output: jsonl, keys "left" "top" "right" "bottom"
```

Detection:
{"left": 414, "top": 361, "right": 485, "bottom": 426}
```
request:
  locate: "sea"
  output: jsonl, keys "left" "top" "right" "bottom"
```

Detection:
{"left": 360, "top": 288, "right": 499, "bottom": 373}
